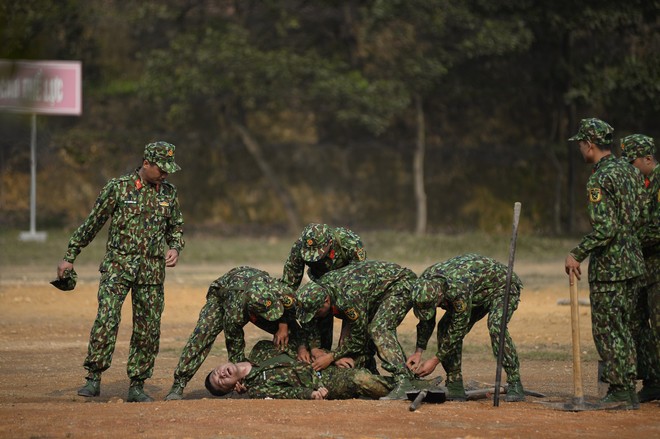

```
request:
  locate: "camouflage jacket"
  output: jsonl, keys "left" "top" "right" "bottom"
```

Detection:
{"left": 309, "top": 260, "right": 416, "bottom": 359}
{"left": 639, "top": 164, "right": 660, "bottom": 284}
{"left": 64, "top": 170, "right": 184, "bottom": 284}
{"left": 208, "top": 267, "right": 296, "bottom": 363}
{"left": 415, "top": 254, "right": 523, "bottom": 360}
{"left": 244, "top": 340, "right": 321, "bottom": 399}
{"left": 281, "top": 226, "right": 367, "bottom": 288}
{"left": 570, "top": 155, "right": 646, "bottom": 283}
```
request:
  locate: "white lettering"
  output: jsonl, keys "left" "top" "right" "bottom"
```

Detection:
{"left": 41, "top": 77, "right": 64, "bottom": 105}
{"left": 0, "top": 79, "right": 21, "bottom": 99}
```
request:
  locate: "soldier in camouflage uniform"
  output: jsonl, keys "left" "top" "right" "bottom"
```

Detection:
{"left": 621, "top": 134, "right": 660, "bottom": 402}
{"left": 281, "top": 223, "right": 367, "bottom": 354}
{"left": 164, "top": 266, "right": 297, "bottom": 400}
{"left": 204, "top": 340, "right": 394, "bottom": 399}
{"left": 565, "top": 118, "right": 646, "bottom": 409}
{"left": 55, "top": 141, "right": 185, "bottom": 402}
{"left": 295, "top": 260, "right": 421, "bottom": 400}
{"left": 408, "top": 253, "right": 526, "bottom": 402}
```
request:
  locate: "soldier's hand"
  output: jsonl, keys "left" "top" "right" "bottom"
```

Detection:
{"left": 311, "top": 387, "right": 328, "bottom": 400}
{"left": 416, "top": 358, "right": 440, "bottom": 377}
{"left": 57, "top": 260, "right": 74, "bottom": 278}
{"left": 310, "top": 348, "right": 325, "bottom": 361}
{"left": 165, "top": 249, "right": 179, "bottom": 267}
{"left": 406, "top": 350, "right": 423, "bottom": 371}
{"left": 312, "top": 352, "right": 334, "bottom": 371}
{"left": 297, "top": 346, "right": 312, "bottom": 363}
{"left": 273, "top": 323, "right": 289, "bottom": 349}
{"left": 564, "top": 254, "right": 581, "bottom": 281}
{"left": 334, "top": 357, "right": 354, "bottom": 368}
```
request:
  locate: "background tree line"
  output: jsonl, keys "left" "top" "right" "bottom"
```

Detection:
{"left": 1, "top": 0, "right": 658, "bottom": 236}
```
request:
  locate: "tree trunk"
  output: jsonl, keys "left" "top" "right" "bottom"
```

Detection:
{"left": 232, "top": 121, "right": 301, "bottom": 233}
{"left": 413, "top": 93, "right": 427, "bottom": 235}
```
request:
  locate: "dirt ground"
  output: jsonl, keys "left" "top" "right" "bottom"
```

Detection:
{"left": 0, "top": 261, "right": 658, "bottom": 438}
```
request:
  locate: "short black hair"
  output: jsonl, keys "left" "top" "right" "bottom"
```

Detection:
{"left": 205, "top": 371, "right": 230, "bottom": 397}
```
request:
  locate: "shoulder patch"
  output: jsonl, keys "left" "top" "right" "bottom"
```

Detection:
{"left": 344, "top": 307, "right": 359, "bottom": 321}
{"left": 588, "top": 188, "right": 602, "bottom": 203}
{"left": 355, "top": 248, "right": 366, "bottom": 261}
{"left": 281, "top": 294, "right": 295, "bottom": 309}
{"left": 453, "top": 299, "right": 467, "bottom": 313}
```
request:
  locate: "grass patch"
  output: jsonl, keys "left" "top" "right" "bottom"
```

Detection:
{"left": 1, "top": 227, "right": 575, "bottom": 267}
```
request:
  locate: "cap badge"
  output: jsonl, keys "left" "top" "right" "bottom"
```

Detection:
{"left": 588, "top": 188, "right": 602, "bottom": 203}
{"left": 167, "top": 149, "right": 174, "bottom": 157}
{"left": 344, "top": 307, "right": 359, "bottom": 321}
{"left": 306, "top": 239, "right": 314, "bottom": 246}
{"left": 264, "top": 300, "right": 272, "bottom": 307}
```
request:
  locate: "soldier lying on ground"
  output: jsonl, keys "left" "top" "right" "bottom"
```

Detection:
{"left": 407, "top": 253, "right": 526, "bottom": 402}
{"left": 164, "top": 266, "right": 297, "bottom": 400}
{"left": 295, "top": 260, "right": 426, "bottom": 400}
{"left": 205, "top": 340, "right": 394, "bottom": 400}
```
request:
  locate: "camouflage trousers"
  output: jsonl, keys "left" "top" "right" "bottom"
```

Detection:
{"left": 439, "top": 288, "right": 521, "bottom": 384}
{"left": 322, "top": 366, "right": 395, "bottom": 399}
{"left": 83, "top": 278, "right": 164, "bottom": 383}
{"left": 590, "top": 279, "right": 638, "bottom": 390}
{"left": 369, "top": 274, "right": 416, "bottom": 381}
{"left": 631, "top": 279, "right": 660, "bottom": 383}
{"left": 172, "top": 296, "right": 280, "bottom": 386}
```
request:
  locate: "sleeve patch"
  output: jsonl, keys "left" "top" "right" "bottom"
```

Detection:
{"left": 588, "top": 188, "right": 602, "bottom": 203}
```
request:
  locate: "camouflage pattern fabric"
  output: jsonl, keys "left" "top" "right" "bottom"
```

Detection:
{"left": 281, "top": 224, "right": 367, "bottom": 350}
{"left": 171, "top": 267, "right": 297, "bottom": 387}
{"left": 570, "top": 154, "right": 646, "bottom": 392}
{"left": 64, "top": 170, "right": 185, "bottom": 284}
{"left": 568, "top": 118, "right": 614, "bottom": 145}
{"left": 303, "top": 260, "right": 417, "bottom": 380}
{"left": 569, "top": 155, "right": 646, "bottom": 282}
{"left": 413, "top": 254, "right": 523, "bottom": 384}
{"left": 63, "top": 168, "right": 184, "bottom": 382}
{"left": 633, "top": 163, "right": 660, "bottom": 384}
{"left": 244, "top": 340, "right": 393, "bottom": 399}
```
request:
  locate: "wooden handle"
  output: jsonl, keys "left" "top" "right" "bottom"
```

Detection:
{"left": 569, "top": 274, "right": 583, "bottom": 400}
{"left": 409, "top": 389, "right": 428, "bottom": 411}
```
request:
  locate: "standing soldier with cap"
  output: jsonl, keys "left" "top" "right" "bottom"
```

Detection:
{"left": 295, "top": 260, "right": 421, "bottom": 400}
{"left": 565, "top": 118, "right": 646, "bottom": 409}
{"left": 281, "top": 223, "right": 367, "bottom": 353}
{"left": 621, "top": 134, "right": 660, "bottom": 403}
{"left": 407, "top": 253, "right": 526, "bottom": 402}
{"left": 164, "top": 266, "right": 297, "bottom": 400}
{"left": 54, "top": 141, "right": 185, "bottom": 402}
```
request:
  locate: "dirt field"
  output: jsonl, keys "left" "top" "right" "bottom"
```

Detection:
{"left": 0, "top": 261, "right": 658, "bottom": 438}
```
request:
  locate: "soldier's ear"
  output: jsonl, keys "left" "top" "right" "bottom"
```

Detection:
{"left": 324, "top": 295, "right": 331, "bottom": 305}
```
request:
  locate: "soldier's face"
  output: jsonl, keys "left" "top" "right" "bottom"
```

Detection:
{"left": 314, "top": 296, "right": 332, "bottom": 319}
{"left": 630, "top": 156, "right": 655, "bottom": 176}
{"left": 142, "top": 160, "right": 168, "bottom": 185}
{"left": 578, "top": 141, "right": 593, "bottom": 163}
{"left": 210, "top": 363, "right": 240, "bottom": 393}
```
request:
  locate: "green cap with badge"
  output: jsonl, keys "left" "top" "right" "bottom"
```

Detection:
{"left": 568, "top": 118, "right": 614, "bottom": 145}
{"left": 621, "top": 134, "right": 655, "bottom": 163}
{"left": 300, "top": 223, "right": 332, "bottom": 263}
{"left": 411, "top": 278, "right": 440, "bottom": 321}
{"left": 295, "top": 281, "right": 327, "bottom": 324}
{"left": 144, "top": 141, "right": 181, "bottom": 174}
{"left": 50, "top": 268, "right": 78, "bottom": 291}
{"left": 246, "top": 277, "right": 284, "bottom": 321}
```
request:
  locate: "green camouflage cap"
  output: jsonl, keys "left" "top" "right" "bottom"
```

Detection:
{"left": 50, "top": 268, "right": 77, "bottom": 291}
{"left": 621, "top": 134, "right": 655, "bottom": 162}
{"left": 300, "top": 223, "right": 332, "bottom": 262}
{"left": 144, "top": 141, "right": 181, "bottom": 174}
{"left": 246, "top": 277, "right": 284, "bottom": 321}
{"left": 412, "top": 278, "right": 440, "bottom": 321}
{"left": 295, "top": 281, "right": 327, "bottom": 324}
{"left": 568, "top": 118, "right": 614, "bottom": 145}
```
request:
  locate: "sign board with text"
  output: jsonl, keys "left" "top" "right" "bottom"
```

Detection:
{"left": 0, "top": 60, "right": 82, "bottom": 115}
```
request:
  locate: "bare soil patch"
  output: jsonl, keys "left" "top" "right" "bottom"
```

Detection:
{"left": 0, "top": 261, "right": 657, "bottom": 438}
